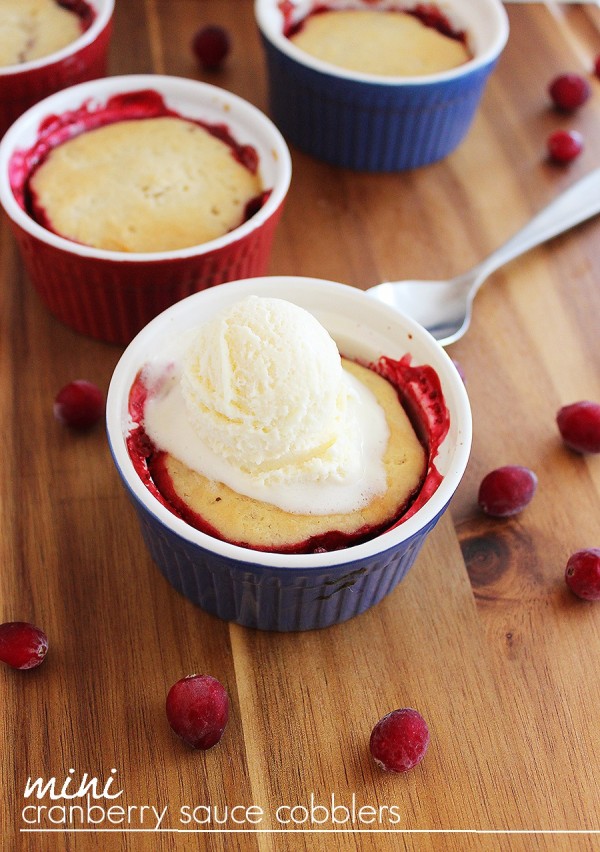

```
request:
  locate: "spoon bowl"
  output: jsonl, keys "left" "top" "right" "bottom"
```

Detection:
{"left": 368, "top": 273, "right": 476, "bottom": 345}
{"left": 368, "top": 167, "right": 600, "bottom": 346}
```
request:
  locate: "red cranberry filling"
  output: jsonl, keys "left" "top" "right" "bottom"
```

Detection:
{"left": 57, "top": 0, "right": 96, "bottom": 32}
{"left": 9, "top": 90, "right": 266, "bottom": 237}
{"left": 126, "top": 354, "right": 450, "bottom": 554}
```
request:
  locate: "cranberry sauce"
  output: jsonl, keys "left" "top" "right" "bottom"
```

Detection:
{"left": 281, "top": 2, "right": 467, "bottom": 46}
{"left": 58, "top": 0, "right": 96, "bottom": 31}
{"left": 126, "top": 355, "right": 451, "bottom": 555}
{"left": 374, "top": 355, "right": 448, "bottom": 524}
{"left": 9, "top": 89, "right": 265, "bottom": 233}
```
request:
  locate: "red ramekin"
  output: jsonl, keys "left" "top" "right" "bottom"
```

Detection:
{"left": 0, "top": 74, "right": 292, "bottom": 344}
{"left": 0, "top": 0, "right": 114, "bottom": 139}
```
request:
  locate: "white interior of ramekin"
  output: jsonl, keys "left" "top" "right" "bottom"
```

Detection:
{"left": 0, "top": 0, "right": 114, "bottom": 77}
{"left": 0, "top": 75, "right": 292, "bottom": 260}
{"left": 106, "top": 277, "right": 472, "bottom": 569}
{"left": 255, "top": 0, "right": 509, "bottom": 85}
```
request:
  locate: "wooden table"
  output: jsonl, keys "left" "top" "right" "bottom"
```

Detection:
{"left": 2, "top": 3, "right": 600, "bottom": 850}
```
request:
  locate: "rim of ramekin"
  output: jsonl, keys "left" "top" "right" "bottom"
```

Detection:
{"left": 255, "top": 0, "right": 509, "bottom": 87}
{"left": 106, "top": 277, "right": 473, "bottom": 570}
{"left": 0, "top": 74, "right": 292, "bottom": 262}
{"left": 0, "top": 0, "right": 114, "bottom": 78}
{"left": 0, "top": 74, "right": 292, "bottom": 263}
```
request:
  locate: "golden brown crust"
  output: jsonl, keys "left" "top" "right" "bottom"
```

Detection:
{"left": 30, "top": 117, "right": 263, "bottom": 252}
{"left": 290, "top": 10, "right": 469, "bottom": 77}
{"left": 162, "top": 359, "right": 426, "bottom": 549}
{"left": 0, "top": 0, "right": 81, "bottom": 67}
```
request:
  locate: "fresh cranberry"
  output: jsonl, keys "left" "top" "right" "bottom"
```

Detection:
{"left": 0, "top": 622, "right": 48, "bottom": 670}
{"left": 478, "top": 465, "right": 537, "bottom": 518}
{"left": 557, "top": 401, "right": 600, "bottom": 453}
{"left": 370, "top": 708, "right": 429, "bottom": 773}
{"left": 192, "top": 25, "right": 230, "bottom": 70}
{"left": 594, "top": 54, "right": 600, "bottom": 79}
{"left": 166, "top": 674, "right": 229, "bottom": 750}
{"left": 53, "top": 380, "right": 104, "bottom": 429}
{"left": 565, "top": 549, "right": 600, "bottom": 601}
{"left": 549, "top": 73, "right": 591, "bottom": 111}
{"left": 547, "top": 129, "right": 584, "bottom": 163}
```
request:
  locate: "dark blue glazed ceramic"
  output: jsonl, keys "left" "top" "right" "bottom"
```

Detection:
{"left": 107, "top": 277, "right": 472, "bottom": 631}
{"left": 255, "top": 0, "right": 509, "bottom": 171}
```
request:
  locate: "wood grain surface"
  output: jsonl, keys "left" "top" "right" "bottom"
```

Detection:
{"left": 2, "top": 2, "right": 600, "bottom": 850}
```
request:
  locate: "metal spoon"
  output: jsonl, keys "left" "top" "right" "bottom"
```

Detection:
{"left": 367, "top": 167, "right": 600, "bottom": 346}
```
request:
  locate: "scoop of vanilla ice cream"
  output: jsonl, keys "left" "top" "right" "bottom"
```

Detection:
{"left": 180, "top": 295, "right": 357, "bottom": 481}
{"left": 142, "top": 294, "right": 390, "bottom": 513}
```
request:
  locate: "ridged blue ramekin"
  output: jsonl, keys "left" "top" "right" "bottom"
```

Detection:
{"left": 106, "top": 277, "right": 472, "bottom": 631}
{"left": 255, "top": 0, "right": 509, "bottom": 171}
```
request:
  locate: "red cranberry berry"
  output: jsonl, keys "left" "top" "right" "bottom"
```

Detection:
{"left": 192, "top": 25, "right": 230, "bottom": 70}
{"left": 478, "top": 465, "right": 538, "bottom": 518}
{"left": 594, "top": 55, "right": 600, "bottom": 79}
{"left": 547, "top": 129, "right": 584, "bottom": 164}
{"left": 565, "top": 549, "right": 600, "bottom": 601}
{"left": 557, "top": 401, "right": 600, "bottom": 454}
{"left": 549, "top": 73, "right": 591, "bottom": 111}
{"left": 53, "top": 380, "right": 104, "bottom": 429}
{"left": 369, "top": 708, "right": 430, "bottom": 773}
{"left": 166, "top": 674, "right": 229, "bottom": 750}
{"left": 0, "top": 621, "right": 48, "bottom": 670}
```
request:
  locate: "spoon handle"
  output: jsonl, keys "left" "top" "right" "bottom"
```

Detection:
{"left": 473, "top": 167, "right": 600, "bottom": 284}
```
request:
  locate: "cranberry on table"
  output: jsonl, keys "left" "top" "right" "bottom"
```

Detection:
{"left": 369, "top": 708, "right": 430, "bottom": 773}
{"left": 53, "top": 380, "right": 104, "bottom": 429}
{"left": 0, "top": 621, "right": 48, "bottom": 670}
{"left": 166, "top": 674, "right": 229, "bottom": 750}
{"left": 478, "top": 465, "right": 538, "bottom": 518}
{"left": 192, "top": 25, "right": 230, "bottom": 70}
{"left": 565, "top": 549, "right": 600, "bottom": 601}
{"left": 557, "top": 401, "right": 600, "bottom": 454}
{"left": 548, "top": 73, "right": 591, "bottom": 111}
{"left": 547, "top": 129, "right": 584, "bottom": 164}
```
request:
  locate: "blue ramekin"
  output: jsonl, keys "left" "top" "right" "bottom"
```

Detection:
{"left": 106, "top": 277, "right": 472, "bottom": 631}
{"left": 255, "top": 0, "right": 509, "bottom": 171}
